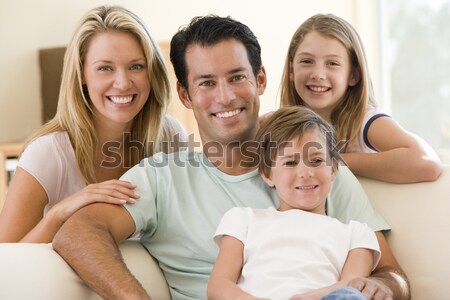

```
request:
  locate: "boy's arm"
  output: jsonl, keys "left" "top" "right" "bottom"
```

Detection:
{"left": 289, "top": 247, "right": 374, "bottom": 300}
{"left": 208, "top": 235, "right": 268, "bottom": 300}
{"left": 53, "top": 203, "right": 150, "bottom": 300}
{"left": 348, "top": 232, "right": 410, "bottom": 300}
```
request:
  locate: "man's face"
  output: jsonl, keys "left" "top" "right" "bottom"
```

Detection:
{"left": 177, "top": 38, "right": 266, "bottom": 146}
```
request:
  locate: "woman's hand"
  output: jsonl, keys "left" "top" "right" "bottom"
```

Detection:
{"left": 48, "top": 179, "right": 140, "bottom": 224}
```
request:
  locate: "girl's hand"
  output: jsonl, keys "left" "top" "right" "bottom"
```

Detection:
{"left": 48, "top": 179, "right": 139, "bottom": 223}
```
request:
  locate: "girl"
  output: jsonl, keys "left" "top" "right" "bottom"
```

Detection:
{"left": 279, "top": 13, "right": 441, "bottom": 183}
{"left": 0, "top": 5, "right": 187, "bottom": 243}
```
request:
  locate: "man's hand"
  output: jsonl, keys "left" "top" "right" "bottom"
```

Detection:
{"left": 348, "top": 277, "right": 393, "bottom": 300}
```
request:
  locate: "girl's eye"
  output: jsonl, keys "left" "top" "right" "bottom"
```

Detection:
{"left": 299, "top": 59, "right": 313, "bottom": 64}
{"left": 130, "top": 64, "right": 145, "bottom": 71}
{"left": 327, "top": 61, "right": 340, "bottom": 67}
{"left": 97, "top": 65, "right": 113, "bottom": 71}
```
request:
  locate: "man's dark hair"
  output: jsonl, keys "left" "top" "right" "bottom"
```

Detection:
{"left": 170, "top": 15, "right": 262, "bottom": 89}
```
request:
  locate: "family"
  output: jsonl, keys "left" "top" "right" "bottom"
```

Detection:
{"left": 0, "top": 5, "right": 442, "bottom": 300}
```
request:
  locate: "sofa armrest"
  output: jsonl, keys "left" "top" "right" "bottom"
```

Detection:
{"left": 0, "top": 240, "right": 170, "bottom": 300}
{"left": 357, "top": 165, "right": 450, "bottom": 300}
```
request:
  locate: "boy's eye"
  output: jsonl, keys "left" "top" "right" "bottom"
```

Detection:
{"left": 199, "top": 80, "right": 215, "bottom": 87}
{"left": 284, "top": 160, "right": 298, "bottom": 167}
{"left": 308, "top": 158, "right": 324, "bottom": 167}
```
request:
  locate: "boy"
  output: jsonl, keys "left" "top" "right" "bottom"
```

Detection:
{"left": 208, "top": 106, "right": 380, "bottom": 300}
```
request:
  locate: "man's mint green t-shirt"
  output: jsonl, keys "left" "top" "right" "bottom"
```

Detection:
{"left": 123, "top": 151, "right": 389, "bottom": 300}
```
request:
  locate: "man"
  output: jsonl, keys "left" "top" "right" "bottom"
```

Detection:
{"left": 53, "top": 15, "right": 410, "bottom": 300}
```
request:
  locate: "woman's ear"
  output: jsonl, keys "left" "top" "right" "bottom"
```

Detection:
{"left": 349, "top": 67, "right": 361, "bottom": 87}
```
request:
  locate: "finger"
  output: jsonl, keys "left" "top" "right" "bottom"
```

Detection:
{"left": 348, "top": 278, "right": 366, "bottom": 292}
{"left": 360, "top": 283, "right": 378, "bottom": 300}
{"left": 87, "top": 184, "right": 140, "bottom": 200}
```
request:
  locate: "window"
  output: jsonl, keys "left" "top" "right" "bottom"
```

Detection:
{"left": 381, "top": 0, "right": 450, "bottom": 163}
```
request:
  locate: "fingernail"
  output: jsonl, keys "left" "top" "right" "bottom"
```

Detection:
{"left": 129, "top": 198, "right": 137, "bottom": 204}
{"left": 120, "top": 200, "right": 127, "bottom": 204}
{"left": 134, "top": 193, "right": 140, "bottom": 198}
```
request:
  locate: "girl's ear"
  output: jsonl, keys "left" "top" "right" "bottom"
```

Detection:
{"left": 289, "top": 62, "right": 294, "bottom": 81}
{"left": 260, "top": 171, "right": 275, "bottom": 188}
{"left": 349, "top": 67, "right": 361, "bottom": 87}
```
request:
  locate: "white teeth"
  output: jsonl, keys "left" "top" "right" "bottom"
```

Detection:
{"left": 215, "top": 109, "right": 241, "bottom": 119}
{"left": 296, "top": 185, "right": 316, "bottom": 190}
{"left": 109, "top": 96, "right": 134, "bottom": 104}
{"left": 309, "top": 86, "right": 328, "bottom": 92}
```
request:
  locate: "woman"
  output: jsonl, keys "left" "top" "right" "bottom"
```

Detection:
{"left": 0, "top": 5, "right": 187, "bottom": 243}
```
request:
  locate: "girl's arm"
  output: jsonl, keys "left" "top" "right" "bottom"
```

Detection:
{"left": 341, "top": 117, "right": 441, "bottom": 183}
{"left": 289, "top": 247, "right": 374, "bottom": 300}
{"left": 0, "top": 168, "right": 138, "bottom": 243}
{"left": 208, "top": 235, "right": 268, "bottom": 300}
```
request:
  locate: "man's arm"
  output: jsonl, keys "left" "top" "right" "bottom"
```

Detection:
{"left": 348, "top": 232, "right": 410, "bottom": 300}
{"left": 53, "top": 203, "right": 150, "bottom": 300}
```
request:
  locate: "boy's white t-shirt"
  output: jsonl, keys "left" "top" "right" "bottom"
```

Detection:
{"left": 214, "top": 207, "right": 381, "bottom": 300}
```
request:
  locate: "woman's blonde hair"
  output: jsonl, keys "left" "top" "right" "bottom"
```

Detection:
{"left": 27, "top": 5, "right": 171, "bottom": 183}
{"left": 279, "top": 13, "right": 376, "bottom": 150}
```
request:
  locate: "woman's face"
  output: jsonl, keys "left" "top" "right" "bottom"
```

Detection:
{"left": 289, "top": 31, "right": 359, "bottom": 121}
{"left": 83, "top": 30, "right": 150, "bottom": 131}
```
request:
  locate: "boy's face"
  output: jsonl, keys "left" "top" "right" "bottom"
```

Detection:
{"left": 177, "top": 38, "right": 266, "bottom": 146}
{"left": 261, "top": 128, "right": 336, "bottom": 214}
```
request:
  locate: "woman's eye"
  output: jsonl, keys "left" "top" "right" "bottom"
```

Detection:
{"left": 130, "top": 64, "right": 145, "bottom": 71}
{"left": 97, "top": 65, "right": 113, "bottom": 71}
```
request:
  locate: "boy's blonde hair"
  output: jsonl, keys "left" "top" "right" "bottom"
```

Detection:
{"left": 256, "top": 106, "right": 340, "bottom": 178}
{"left": 279, "top": 13, "right": 376, "bottom": 150}
{"left": 27, "top": 5, "right": 171, "bottom": 183}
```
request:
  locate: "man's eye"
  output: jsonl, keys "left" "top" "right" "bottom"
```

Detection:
{"left": 199, "top": 81, "right": 215, "bottom": 87}
{"left": 231, "top": 74, "right": 246, "bottom": 82}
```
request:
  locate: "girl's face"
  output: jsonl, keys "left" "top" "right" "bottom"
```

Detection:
{"left": 83, "top": 30, "right": 150, "bottom": 131}
{"left": 261, "top": 128, "right": 336, "bottom": 214}
{"left": 289, "top": 31, "right": 359, "bottom": 121}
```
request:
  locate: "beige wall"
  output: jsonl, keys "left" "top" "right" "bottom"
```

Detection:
{"left": 0, "top": 0, "right": 379, "bottom": 143}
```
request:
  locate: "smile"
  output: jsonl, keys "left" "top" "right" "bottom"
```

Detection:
{"left": 296, "top": 185, "right": 318, "bottom": 190}
{"left": 307, "top": 86, "right": 330, "bottom": 92}
{"left": 214, "top": 109, "right": 242, "bottom": 119}
{"left": 108, "top": 95, "right": 135, "bottom": 104}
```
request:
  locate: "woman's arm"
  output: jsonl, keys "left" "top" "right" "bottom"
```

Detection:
{"left": 341, "top": 117, "right": 442, "bottom": 183}
{"left": 208, "top": 235, "right": 268, "bottom": 300}
{"left": 0, "top": 168, "right": 139, "bottom": 243}
{"left": 0, "top": 168, "right": 49, "bottom": 242}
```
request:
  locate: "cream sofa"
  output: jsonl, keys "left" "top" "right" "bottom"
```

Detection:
{"left": 1, "top": 166, "right": 449, "bottom": 300}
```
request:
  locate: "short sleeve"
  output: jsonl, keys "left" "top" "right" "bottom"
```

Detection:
{"left": 327, "top": 166, "right": 390, "bottom": 232}
{"left": 348, "top": 220, "right": 381, "bottom": 270}
{"left": 122, "top": 158, "right": 159, "bottom": 237}
{"left": 213, "top": 207, "right": 249, "bottom": 246}
{"left": 17, "top": 132, "right": 87, "bottom": 210}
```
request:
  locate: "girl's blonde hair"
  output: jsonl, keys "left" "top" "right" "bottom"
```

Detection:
{"left": 279, "top": 13, "right": 376, "bottom": 150}
{"left": 27, "top": 5, "right": 171, "bottom": 183}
